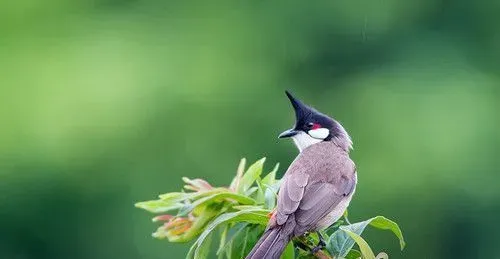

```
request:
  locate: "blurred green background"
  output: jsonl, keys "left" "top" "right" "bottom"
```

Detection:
{"left": 1, "top": 0, "right": 500, "bottom": 258}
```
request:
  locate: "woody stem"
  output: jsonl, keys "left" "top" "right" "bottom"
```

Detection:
{"left": 295, "top": 236, "right": 333, "bottom": 259}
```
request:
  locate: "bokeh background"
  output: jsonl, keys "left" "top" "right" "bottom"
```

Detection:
{"left": 1, "top": 0, "right": 500, "bottom": 258}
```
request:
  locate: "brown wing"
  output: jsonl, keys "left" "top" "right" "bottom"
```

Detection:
{"left": 273, "top": 153, "right": 355, "bottom": 235}
{"left": 294, "top": 175, "right": 355, "bottom": 233}
{"left": 275, "top": 171, "right": 309, "bottom": 225}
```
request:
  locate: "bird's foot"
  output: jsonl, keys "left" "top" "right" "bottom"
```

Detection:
{"left": 311, "top": 231, "right": 326, "bottom": 254}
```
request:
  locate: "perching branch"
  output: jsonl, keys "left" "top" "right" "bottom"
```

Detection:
{"left": 295, "top": 236, "right": 333, "bottom": 259}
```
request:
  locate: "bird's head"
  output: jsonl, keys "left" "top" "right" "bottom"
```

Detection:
{"left": 278, "top": 90, "right": 352, "bottom": 152}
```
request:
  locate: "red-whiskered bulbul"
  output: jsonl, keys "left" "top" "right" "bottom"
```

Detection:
{"left": 246, "top": 91, "right": 357, "bottom": 259}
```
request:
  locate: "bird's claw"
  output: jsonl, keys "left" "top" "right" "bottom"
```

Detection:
{"left": 311, "top": 232, "right": 326, "bottom": 254}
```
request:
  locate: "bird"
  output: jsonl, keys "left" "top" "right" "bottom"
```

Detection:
{"left": 245, "top": 90, "right": 357, "bottom": 259}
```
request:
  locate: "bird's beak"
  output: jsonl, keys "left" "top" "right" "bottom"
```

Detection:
{"left": 278, "top": 128, "right": 299, "bottom": 139}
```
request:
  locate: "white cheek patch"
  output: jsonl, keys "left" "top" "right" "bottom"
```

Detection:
{"left": 308, "top": 128, "right": 330, "bottom": 140}
{"left": 291, "top": 132, "right": 322, "bottom": 152}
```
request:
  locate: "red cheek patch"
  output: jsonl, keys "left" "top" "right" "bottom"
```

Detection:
{"left": 312, "top": 123, "right": 322, "bottom": 130}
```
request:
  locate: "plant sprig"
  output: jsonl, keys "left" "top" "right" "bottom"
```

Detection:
{"left": 135, "top": 158, "right": 405, "bottom": 259}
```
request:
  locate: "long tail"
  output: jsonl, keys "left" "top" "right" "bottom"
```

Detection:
{"left": 245, "top": 226, "right": 292, "bottom": 259}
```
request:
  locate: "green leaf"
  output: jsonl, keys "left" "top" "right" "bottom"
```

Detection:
{"left": 214, "top": 223, "right": 266, "bottom": 259}
{"left": 186, "top": 242, "right": 196, "bottom": 259}
{"left": 344, "top": 249, "right": 362, "bottom": 259}
{"left": 280, "top": 241, "right": 295, "bottom": 259}
{"left": 191, "top": 208, "right": 269, "bottom": 258}
{"left": 368, "top": 216, "right": 406, "bottom": 250}
{"left": 237, "top": 158, "right": 266, "bottom": 194}
{"left": 217, "top": 225, "right": 229, "bottom": 259}
{"left": 198, "top": 208, "right": 268, "bottom": 242}
{"left": 339, "top": 226, "right": 376, "bottom": 259}
{"left": 264, "top": 188, "right": 276, "bottom": 209}
{"left": 158, "top": 188, "right": 226, "bottom": 203}
{"left": 245, "top": 186, "right": 259, "bottom": 197}
{"left": 264, "top": 180, "right": 281, "bottom": 195}
{"left": 254, "top": 178, "right": 266, "bottom": 204}
{"left": 230, "top": 158, "right": 246, "bottom": 191}
{"left": 233, "top": 224, "right": 265, "bottom": 259}
{"left": 182, "top": 177, "right": 213, "bottom": 191}
{"left": 232, "top": 205, "right": 268, "bottom": 211}
{"left": 262, "top": 180, "right": 280, "bottom": 210}
{"left": 255, "top": 162, "right": 279, "bottom": 204}
{"left": 134, "top": 199, "right": 184, "bottom": 213}
{"left": 327, "top": 225, "right": 359, "bottom": 256}
{"left": 194, "top": 230, "right": 213, "bottom": 259}
{"left": 343, "top": 209, "right": 350, "bottom": 224}
{"left": 240, "top": 227, "right": 251, "bottom": 258}
{"left": 327, "top": 216, "right": 405, "bottom": 257}
{"left": 324, "top": 219, "right": 344, "bottom": 236}
{"left": 261, "top": 163, "right": 279, "bottom": 186}
{"left": 217, "top": 223, "right": 249, "bottom": 258}
{"left": 158, "top": 192, "right": 192, "bottom": 202}
{"left": 137, "top": 191, "right": 200, "bottom": 214}
{"left": 178, "top": 192, "right": 256, "bottom": 216}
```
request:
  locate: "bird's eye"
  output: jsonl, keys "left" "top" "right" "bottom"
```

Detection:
{"left": 307, "top": 122, "right": 321, "bottom": 130}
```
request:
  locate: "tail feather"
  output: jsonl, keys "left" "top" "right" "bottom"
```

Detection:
{"left": 245, "top": 227, "right": 291, "bottom": 259}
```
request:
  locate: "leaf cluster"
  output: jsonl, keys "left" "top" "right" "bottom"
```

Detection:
{"left": 135, "top": 158, "right": 405, "bottom": 259}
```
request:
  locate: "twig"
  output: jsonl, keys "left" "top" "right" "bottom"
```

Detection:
{"left": 312, "top": 250, "right": 332, "bottom": 259}
{"left": 295, "top": 236, "right": 333, "bottom": 259}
